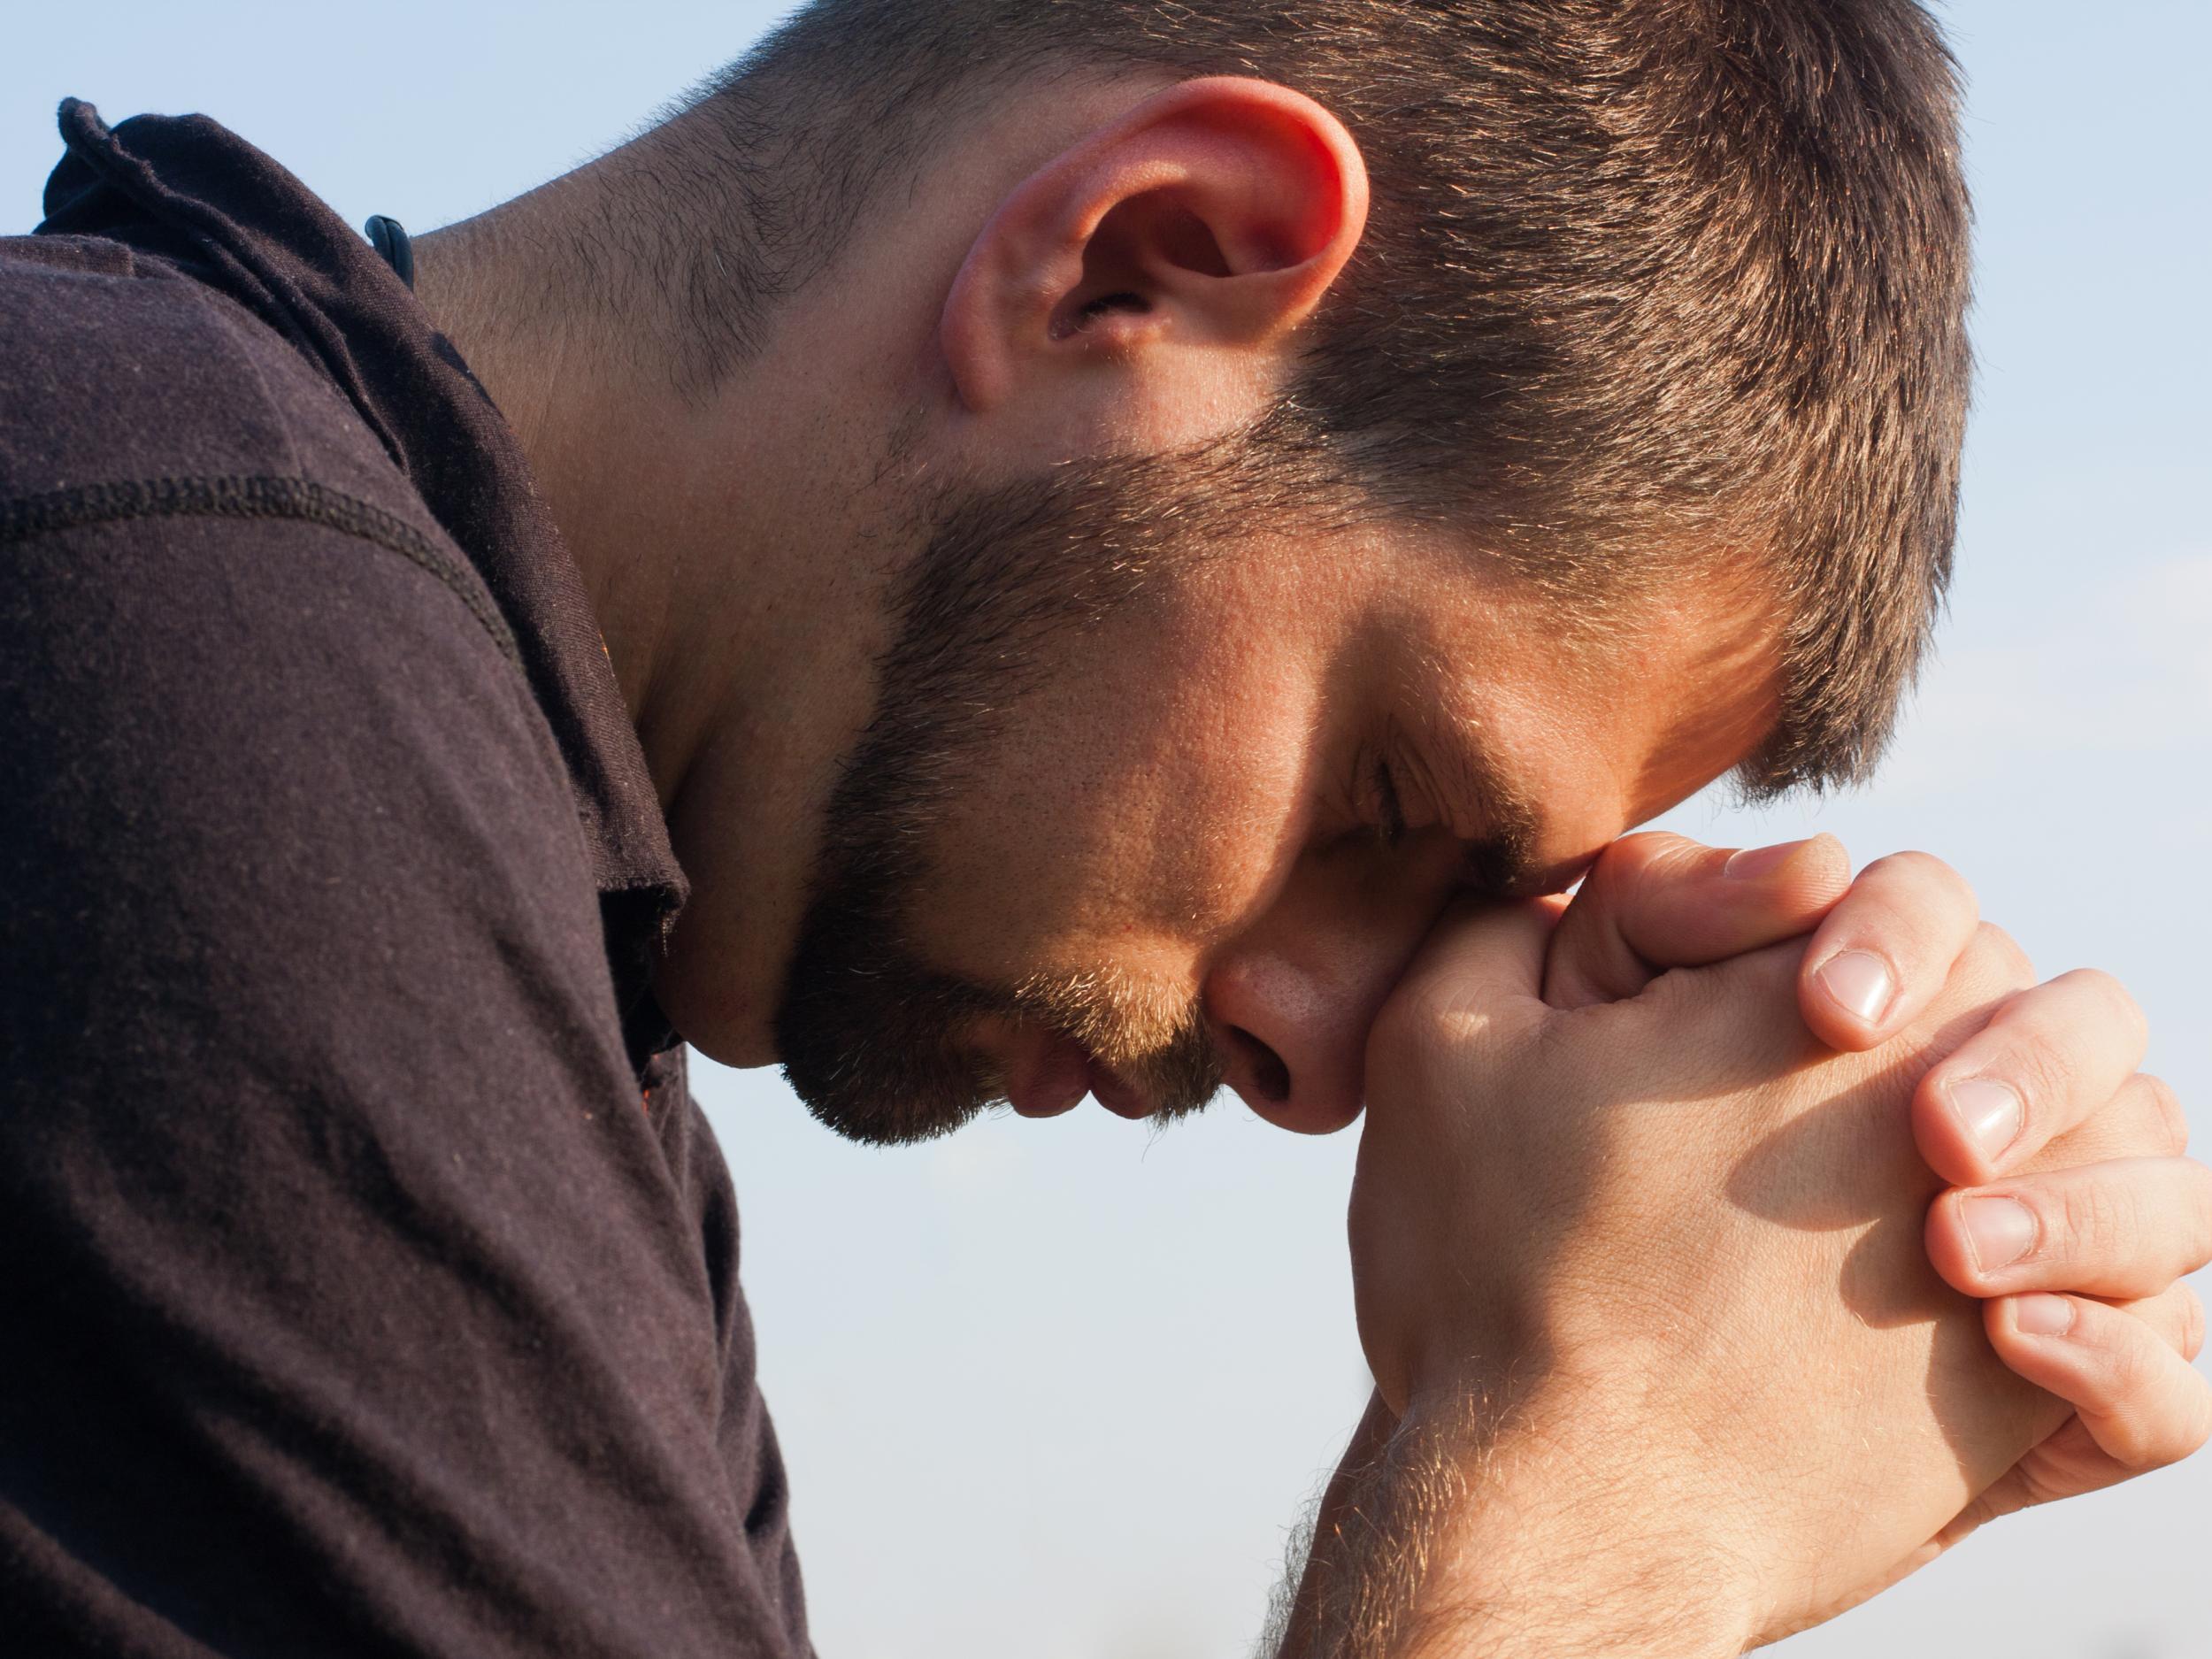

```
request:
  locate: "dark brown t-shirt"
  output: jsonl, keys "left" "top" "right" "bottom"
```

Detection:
{"left": 0, "top": 101, "right": 810, "bottom": 1657}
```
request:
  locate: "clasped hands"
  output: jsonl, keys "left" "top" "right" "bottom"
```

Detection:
{"left": 1340, "top": 833, "right": 2209, "bottom": 1653}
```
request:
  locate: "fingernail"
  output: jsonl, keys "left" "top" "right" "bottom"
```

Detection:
{"left": 2014, "top": 1293, "right": 2077, "bottom": 1338}
{"left": 1815, "top": 950, "right": 1895, "bottom": 1024}
{"left": 1961, "top": 1194, "right": 2037, "bottom": 1271}
{"left": 1950, "top": 1078, "right": 2024, "bottom": 1163}
{"left": 1723, "top": 839, "right": 1808, "bottom": 879}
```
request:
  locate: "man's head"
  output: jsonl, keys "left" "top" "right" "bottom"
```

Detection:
{"left": 478, "top": 1, "right": 1969, "bottom": 1142}
{"left": 765, "top": 436, "right": 1783, "bottom": 1143}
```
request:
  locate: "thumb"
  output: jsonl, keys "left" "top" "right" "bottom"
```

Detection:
{"left": 1384, "top": 892, "right": 1565, "bottom": 1041}
{"left": 1544, "top": 831, "right": 1850, "bottom": 1009}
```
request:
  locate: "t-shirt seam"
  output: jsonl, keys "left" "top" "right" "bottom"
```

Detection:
{"left": 0, "top": 472, "right": 523, "bottom": 672}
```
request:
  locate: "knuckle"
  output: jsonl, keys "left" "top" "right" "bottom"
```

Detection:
{"left": 2181, "top": 1286, "right": 2207, "bottom": 1365}
{"left": 1999, "top": 1020, "right": 2089, "bottom": 1135}
{"left": 2057, "top": 1172, "right": 2132, "bottom": 1263}
{"left": 2095, "top": 1348, "right": 2170, "bottom": 1467}
{"left": 2139, "top": 1074, "right": 2190, "bottom": 1155}
{"left": 1969, "top": 921, "right": 2036, "bottom": 988}
{"left": 2130, "top": 1377, "right": 2212, "bottom": 1471}
{"left": 1594, "top": 831, "right": 1672, "bottom": 888}
{"left": 1864, "top": 847, "right": 1967, "bottom": 897}
{"left": 1863, "top": 849, "right": 1979, "bottom": 923}
{"left": 1373, "top": 974, "right": 1525, "bottom": 1073}
{"left": 2017, "top": 1013, "right": 2097, "bottom": 1133}
{"left": 2186, "top": 1400, "right": 2212, "bottom": 1465}
{"left": 2052, "top": 966, "right": 2148, "bottom": 1052}
{"left": 1693, "top": 939, "right": 1801, "bottom": 1015}
{"left": 1371, "top": 979, "right": 1465, "bottom": 1056}
{"left": 2183, "top": 1158, "right": 2212, "bottom": 1269}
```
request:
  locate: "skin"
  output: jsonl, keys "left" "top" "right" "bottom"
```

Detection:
{"left": 411, "top": 67, "right": 2210, "bottom": 1648}
{"left": 855, "top": 521, "right": 1778, "bottom": 1133}
{"left": 420, "top": 73, "right": 1777, "bottom": 1129}
{"left": 1293, "top": 853, "right": 2207, "bottom": 1652}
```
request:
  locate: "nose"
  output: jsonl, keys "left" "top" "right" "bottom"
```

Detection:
{"left": 1201, "top": 854, "right": 1445, "bottom": 1134}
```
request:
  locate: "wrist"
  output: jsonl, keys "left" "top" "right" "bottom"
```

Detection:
{"left": 1394, "top": 1380, "right": 1762, "bottom": 1658}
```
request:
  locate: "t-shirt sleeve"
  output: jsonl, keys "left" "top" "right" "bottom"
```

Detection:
{"left": 0, "top": 509, "right": 810, "bottom": 1658}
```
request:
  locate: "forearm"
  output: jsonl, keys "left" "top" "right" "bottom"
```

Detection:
{"left": 1270, "top": 1388, "right": 1755, "bottom": 1659}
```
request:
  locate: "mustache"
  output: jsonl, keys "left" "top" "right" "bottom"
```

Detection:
{"left": 1004, "top": 964, "right": 1222, "bottom": 1121}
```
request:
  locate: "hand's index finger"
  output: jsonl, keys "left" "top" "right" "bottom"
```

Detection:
{"left": 1797, "top": 849, "right": 1983, "bottom": 1051}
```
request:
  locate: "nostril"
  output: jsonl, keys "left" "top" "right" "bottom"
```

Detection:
{"left": 1225, "top": 1025, "right": 1291, "bottom": 1104}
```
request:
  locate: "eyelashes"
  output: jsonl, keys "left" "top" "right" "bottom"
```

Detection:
{"left": 1338, "top": 742, "right": 1409, "bottom": 853}
{"left": 1371, "top": 754, "right": 1409, "bottom": 849}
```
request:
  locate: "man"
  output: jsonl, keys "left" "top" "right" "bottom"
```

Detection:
{"left": 2, "top": 3, "right": 2204, "bottom": 1656}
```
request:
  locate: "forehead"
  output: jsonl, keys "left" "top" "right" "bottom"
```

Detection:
{"left": 1383, "top": 539, "right": 1786, "bottom": 887}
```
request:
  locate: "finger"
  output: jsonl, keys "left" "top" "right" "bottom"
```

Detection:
{"left": 2026, "top": 1071, "right": 2190, "bottom": 1173}
{"left": 1541, "top": 832, "right": 1849, "bottom": 1009}
{"left": 1911, "top": 968, "right": 2151, "bottom": 1185}
{"left": 1985, "top": 1292, "right": 2212, "bottom": 1473}
{"left": 1950, "top": 1287, "right": 2207, "bottom": 1527}
{"left": 1940, "top": 1416, "right": 2103, "bottom": 1536}
{"left": 2111, "top": 1282, "right": 2208, "bottom": 1363}
{"left": 1796, "top": 850, "right": 1985, "bottom": 1050}
{"left": 1925, "top": 1156, "right": 2212, "bottom": 1301}
{"left": 1386, "top": 893, "right": 1565, "bottom": 1042}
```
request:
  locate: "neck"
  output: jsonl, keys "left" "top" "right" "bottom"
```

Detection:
{"left": 411, "top": 180, "right": 699, "bottom": 782}
{"left": 396, "top": 76, "right": 1148, "bottom": 1063}
{"left": 408, "top": 153, "right": 913, "bottom": 1063}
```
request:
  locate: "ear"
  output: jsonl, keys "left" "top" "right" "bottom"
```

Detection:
{"left": 939, "top": 76, "right": 1369, "bottom": 445}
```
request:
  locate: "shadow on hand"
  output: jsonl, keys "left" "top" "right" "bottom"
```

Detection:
{"left": 1721, "top": 1018, "right": 2068, "bottom": 1501}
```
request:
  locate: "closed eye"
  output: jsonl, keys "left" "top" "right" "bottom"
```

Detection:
{"left": 1371, "top": 757, "right": 1409, "bottom": 849}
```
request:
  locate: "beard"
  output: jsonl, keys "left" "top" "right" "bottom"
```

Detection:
{"left": 768, "top": 443, "right": 1294, "bottom": 1146}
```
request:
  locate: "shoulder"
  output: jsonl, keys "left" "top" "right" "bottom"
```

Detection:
{"left": 0, "top": 500, "right": 590, "bottom": 1000}
{"left": 0, "top": 242, "right": 583, "bottom": 1006}
{"left": 0, "top": 228, "right": 553, "bottom": 869}
{"left": 0, "top": 227, "right": 549, "bottom": 840}
{"left": 0, "top": 232, "right": 516, "bottom": 667}
{"left": 4, "top": 229, "right": 382, "bottom": 491}
{"left": 0, "top": 231, "right": 620, "bottom": 1071}
{"left": 3, "top": 228, "right": 388, "bottom": 494}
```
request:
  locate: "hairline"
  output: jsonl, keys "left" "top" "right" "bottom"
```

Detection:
{"left": 645, "top": 10, "right": 1962, "bottom": 801}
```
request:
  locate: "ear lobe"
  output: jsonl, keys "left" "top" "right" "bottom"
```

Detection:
{"left": 941, "top": 76, "right": 1370, "bottom": 420}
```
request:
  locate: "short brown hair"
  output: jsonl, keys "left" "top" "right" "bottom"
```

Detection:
{"left": 647, "top": 1, "right": 1970, "bottom": 795}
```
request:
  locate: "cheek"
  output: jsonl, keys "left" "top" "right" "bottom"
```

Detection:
{"left": 914, "top": 609, "right": 1323, "bottom": 980}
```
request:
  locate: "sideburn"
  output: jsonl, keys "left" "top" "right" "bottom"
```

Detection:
{"left": 772, "top": 442, "right": 1297, "bottom": 1143}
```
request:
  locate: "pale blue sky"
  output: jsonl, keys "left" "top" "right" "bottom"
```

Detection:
{"left": 7, "top": 4, "right": 2207, "bottom": 1655}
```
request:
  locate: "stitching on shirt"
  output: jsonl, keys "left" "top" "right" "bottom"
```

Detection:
{"left": 0, "top": 473, "right": 520, "bottom": 669}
